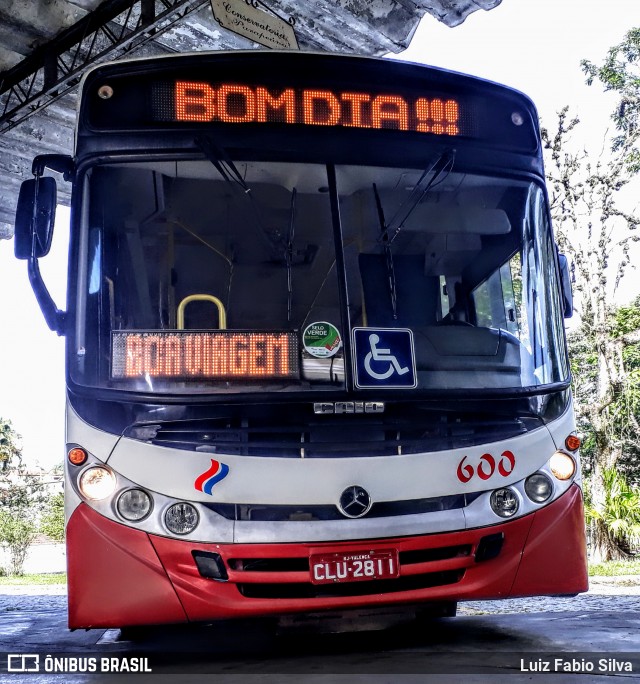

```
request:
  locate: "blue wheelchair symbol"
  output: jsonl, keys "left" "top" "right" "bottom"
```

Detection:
{"left": 352, "top": 328, "right": 417, "bottom": 389}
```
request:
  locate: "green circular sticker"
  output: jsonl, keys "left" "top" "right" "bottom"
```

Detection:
{"left": 303, "top": 322, "right": 342, "bottom": 358}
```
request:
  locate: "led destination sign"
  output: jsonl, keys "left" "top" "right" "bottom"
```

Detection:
{"left": 152, "top": 81, "right": 465, "bottom": 136}
{"left": 84, "top": 54, "right": 538, "bottom": 151}
{"left": 112, "top": 331, "right": 299, "bottom": 380}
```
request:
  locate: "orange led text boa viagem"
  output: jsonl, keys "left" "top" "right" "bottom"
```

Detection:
{"left": 114, "top": 332, "right": 295, "bottom": 379}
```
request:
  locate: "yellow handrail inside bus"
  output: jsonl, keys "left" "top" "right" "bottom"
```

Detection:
{"left": 177, "top": 295, "right": 227, "bottom": 330}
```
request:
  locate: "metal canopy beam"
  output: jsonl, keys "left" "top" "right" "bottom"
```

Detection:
{"left": 0, "top": 0, "right": 210, "bottom": 134}
{"left": 0, "top": 0, "right": 504, "bottom": 239}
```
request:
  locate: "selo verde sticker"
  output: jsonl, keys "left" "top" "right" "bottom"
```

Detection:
{"left": 303, "top": 322, "right": 342, "bottom": 358}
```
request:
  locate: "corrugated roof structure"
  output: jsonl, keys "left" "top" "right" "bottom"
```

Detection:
{"left": 0, "top": 0, "right": 501, "bottom": 239}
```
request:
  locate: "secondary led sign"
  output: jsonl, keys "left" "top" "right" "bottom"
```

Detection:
{"left": 153, "top": 81, "right": 463, "bottom": 136}
{"left": 112, "top": 331, "right": 298, "bottom": 380}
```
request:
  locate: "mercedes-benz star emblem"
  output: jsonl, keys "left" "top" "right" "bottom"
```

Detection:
{"left": 338, "top": 485, "right": 372, "bottom": 519}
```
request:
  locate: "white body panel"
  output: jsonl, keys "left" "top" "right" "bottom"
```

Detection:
{"left": 68, "top": 401, "right": 575, "bottom": 506}
{"left": 66, "top": 401, "right": 578, "bottom": 543}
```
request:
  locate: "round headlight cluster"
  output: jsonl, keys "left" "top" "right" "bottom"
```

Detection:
{"left": 550, "top": 451, "right": 576, "bottom": 481}
{"left": 79, "top": 466, "right": 116, "bottom": 501}
{"left": 164, "top": 502, "right": 199, "bottom": 535}
{"left": 117, "top": 488, "right": 153, "bottom": 521}
{"left": 490, "top": 487, "right": 519, "bottom": 518}
{"left": 524, "top": 472, "right": 553, "bottom": 503}
{"left": 77, "top": 463, "right": 201, "bottom": 536}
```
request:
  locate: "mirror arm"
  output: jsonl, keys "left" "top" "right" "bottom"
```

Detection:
{"left": 32, "top": 154, "right": 74, "bottom": 181}
{"left": 22, "top": 158, "right": 70, "bottom": 335}
{"left": 27, "top": 255, "right": 66, "bottom": 335}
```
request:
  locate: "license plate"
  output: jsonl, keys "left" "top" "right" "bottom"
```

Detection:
{"left": 309, "top": 549, "right": 399, "bottom": 585}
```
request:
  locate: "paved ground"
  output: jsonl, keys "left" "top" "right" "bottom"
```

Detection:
{"left": 459, "top": 575, "right": 640, "bottom": 615}
{"left": 0, "top": 577, "right": 639, "bottom": 682}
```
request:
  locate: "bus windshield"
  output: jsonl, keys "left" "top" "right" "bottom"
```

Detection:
{"left": 73, "top": 157, "right": 568, "bottom": 394}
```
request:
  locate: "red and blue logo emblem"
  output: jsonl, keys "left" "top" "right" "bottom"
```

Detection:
{"left": 194, "top": 459, "right": 230, "bottom": 495}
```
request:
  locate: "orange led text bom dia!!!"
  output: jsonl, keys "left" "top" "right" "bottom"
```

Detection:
{"left": 112, "top": 332, "right": 297, "bottom": 380}
{"left": 174, "top": 81, "right": 461, "bottom": 135}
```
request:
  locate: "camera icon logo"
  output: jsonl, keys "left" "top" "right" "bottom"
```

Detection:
{"left": 7, "top": 654, "right": 40, "bottom": 672}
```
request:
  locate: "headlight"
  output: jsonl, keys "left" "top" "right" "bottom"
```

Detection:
{"left": 165, "top": 502, "right": 199, "bottom": 535}
{"left": 490, "top": 487, "right": 519, "bottom": 518}
{"left": 524, "top": 472, "right": 553, "bottom": 503}
{"left": 550, "top": 451, "right": 576, "bottom": 481}
{"left": 117, "top": 488, "right": 153, "bottom": 521}
{"left": 79, "top": 466, "right": 116, "bottom": 501}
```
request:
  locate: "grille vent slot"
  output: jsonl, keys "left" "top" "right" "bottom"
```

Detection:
{"left": 125, "top": 406, "right": 537, "bottom": 458}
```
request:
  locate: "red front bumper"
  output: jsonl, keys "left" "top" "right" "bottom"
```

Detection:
{"left": 66, "top": 485, "right": 588, "bottom": 629}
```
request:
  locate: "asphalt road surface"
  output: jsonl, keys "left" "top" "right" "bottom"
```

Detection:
{"left": 1, "top": 583, "right": 639, "bottom": 683}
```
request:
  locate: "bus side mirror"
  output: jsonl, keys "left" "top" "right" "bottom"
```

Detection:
{"left": 14, "top": 177, "right": 57, "bottom": 260}
{"left": 558, "top": 253, "right": 573, "bottom": 318}
{"left": 14, "top": 174, "right": 65, "bottom": 335}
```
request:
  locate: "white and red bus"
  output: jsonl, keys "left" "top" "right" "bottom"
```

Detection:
{"left": 14, "top": 52, "right": 587, "bottom": 629}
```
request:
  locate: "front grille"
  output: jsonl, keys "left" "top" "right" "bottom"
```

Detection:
{"left": 228, "top": 557, "right": 309, "bottom": 573}
{"left": 227, "top": 544, "right": 472, "bottom": 573}
{"left": 220, "top": 543, "right": 471, "bottom": 599}
{"left": 194, "top": 536, "right": 482, "bottom": 600}
{"left": 400, "top": 544, "right": 472, "bottom": 564}
{"left": 124, "top": 404, "right": 539, "bottom": 458}
{"left": 237, "top": 570, "right": 464, "bottom": 599}
{"left": 203, "top": 493, "right": 479, "bottom": 522}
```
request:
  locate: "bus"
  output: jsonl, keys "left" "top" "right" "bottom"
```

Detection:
{"left": 14, "top": 51, "right": 588, "bottom": 629}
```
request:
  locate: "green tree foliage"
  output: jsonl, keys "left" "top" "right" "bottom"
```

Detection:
{"left": 542, "top": 104, "right": 640, "bottom": 561}
{"left": 40, "top": 492, "right": 65, "bottom": 542}
{"left": 564, "top": 26, "right": 640, "bottom": 560}
{"left": 611, "top": 301, "right": 640, "bottom": 483}
{"left": 582, "top": 27, "right": 640, "bottom": 170}
{"left": 0, "top": 418, "right": 21, "bottom": 472}
{"left": 0, "top": 511, "right": 37, "bottom": 576}
{"left": 0, "top": 419, "right": 45, "bottom": 575}
{"left": 568, "top": 300, "right": 640, "bottom": 484}
{"left": 584, "top": 468, "right": 640, "bottom": 554}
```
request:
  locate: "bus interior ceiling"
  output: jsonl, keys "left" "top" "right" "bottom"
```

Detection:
{"left": 92, "top": 160, "right": 523, "bottom": 336}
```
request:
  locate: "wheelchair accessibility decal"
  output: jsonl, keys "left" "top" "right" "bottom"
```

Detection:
{"left": 352, "top": 328, "right": 417, "bottom": 389}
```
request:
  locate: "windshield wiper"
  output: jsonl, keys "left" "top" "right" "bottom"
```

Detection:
{"left": 372, "top": 149, "right": 456, "bottom": 320}
{"left": 385, "top": 148, "right": 455, "bottom": 245}
{"left": 373, "top": 181, "right": 398, "bottom": 320}
{"left": 195, "top": 134, "right": 251, "bottom": 191}
{"left": 194, "top": 135, "right": 280, "bottom": 258}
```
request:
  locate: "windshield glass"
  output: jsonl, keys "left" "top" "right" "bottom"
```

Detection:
{"left": 337, "top": 163, "right": 567, "bottom": 390}
{"left": 72, "top": 158, "right": 568, "bottom": 394}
